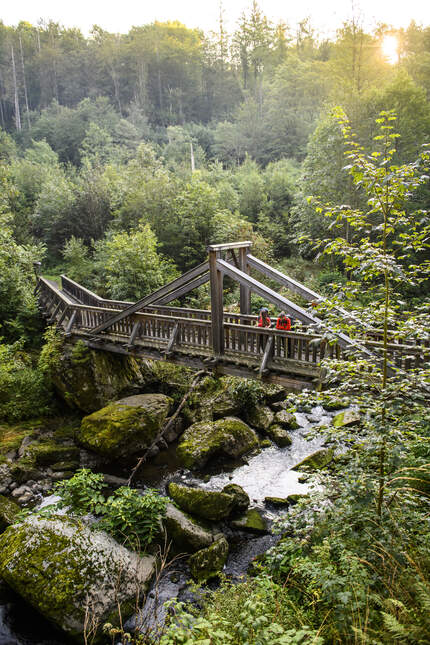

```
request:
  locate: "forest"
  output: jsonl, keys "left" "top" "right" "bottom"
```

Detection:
{"left": 0, "top": 3, "right": 430, "bottom": 644}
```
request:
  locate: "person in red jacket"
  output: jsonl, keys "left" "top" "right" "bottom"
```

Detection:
{"left": 276, "top": 311, "right": 291, "bottom": 331}
{"left": 257, "top": 307, "right": 271, "bottom": 351}
{"left": 276, "top": 311, "right": 291, "bottom": 356}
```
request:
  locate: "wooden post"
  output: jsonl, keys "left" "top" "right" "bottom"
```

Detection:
{"left": 209, "top": 248, "right": 224, "bottom": 356}
{"left": 239, "top": 246, "right": 251, "bottom": 316}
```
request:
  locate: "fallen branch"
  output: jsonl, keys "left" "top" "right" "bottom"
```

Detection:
{"left": 127, "top": 370, "right": 207, "bottom": 486}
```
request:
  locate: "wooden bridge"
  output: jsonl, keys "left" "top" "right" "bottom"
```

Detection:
{"left": 35, "top": 242, "right": 429, "bottom": 390}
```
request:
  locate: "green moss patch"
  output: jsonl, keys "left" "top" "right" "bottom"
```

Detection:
{"left": 293, "top": 448, "right": 334, "bottom": 472}
{"left": 177, "top": 417, "right": 258, "bottom": 470}
{"left": 189, "top": 537, "right": 229, "bottom": 582}
{"left": 0, "top": 495, "right": 20, "bottom": 532}
{"left": 230, "top": 508, "right": 268, "bottom": 534}
{"left": 168, "top": 482, "right": 235, "bottom": 521}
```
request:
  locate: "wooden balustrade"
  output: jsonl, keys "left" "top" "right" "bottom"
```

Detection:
{"left": 36, "top": 277, "right": 428, "bottom": 377}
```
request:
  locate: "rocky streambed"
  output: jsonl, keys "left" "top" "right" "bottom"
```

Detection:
{"left": 0, "top": 348, "right": 359, "bottom": 644}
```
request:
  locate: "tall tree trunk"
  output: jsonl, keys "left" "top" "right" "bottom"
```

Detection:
{"left": 10, "top": 44, "right": 21, "bottom": 131}
{"left": 19, "top": 34, "right": 31, "bottom": 129}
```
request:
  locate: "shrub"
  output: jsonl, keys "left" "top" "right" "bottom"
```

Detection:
{"left": 54, "top": 468, "right": 105, "bottom": 514}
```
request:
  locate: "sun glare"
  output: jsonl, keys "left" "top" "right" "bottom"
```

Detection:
{"left": 382, "top": 35, "right": 399, "bottom": 65}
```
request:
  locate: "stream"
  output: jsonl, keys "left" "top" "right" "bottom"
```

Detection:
{"left": 0, "top": 404, "right": 336, "bottom": 644}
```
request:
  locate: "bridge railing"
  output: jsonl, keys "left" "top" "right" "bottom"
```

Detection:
{"left": 40, "top": 277, "right": 428, "bottom": 373}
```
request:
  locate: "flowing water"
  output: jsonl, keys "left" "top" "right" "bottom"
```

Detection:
{"left": 0, "top": 404, "right": 336, "bottom": 644}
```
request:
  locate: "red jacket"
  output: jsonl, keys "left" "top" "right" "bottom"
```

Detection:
{"left": 276, "top": 316, "right": 291, "bottom": 331}
{"left": 258, "top": 315, "right": 271, "bottom": 328}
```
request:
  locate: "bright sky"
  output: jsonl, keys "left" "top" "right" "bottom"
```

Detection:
{"left": 1, "top": 0, "right": 429, "bottom": 37}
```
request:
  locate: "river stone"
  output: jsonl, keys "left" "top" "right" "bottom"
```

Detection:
{"left": 27, "top": 442, "right": 80, "bottom": 467}
{"left": 246, "top": 405, "right": 274, "bottom": 432}
{"left": 0, "top": 515, "right": 155, "bottom": 642}
{"left": 0, "top": 495, "right": 20, "bottom": 532}
{"left": 264, "top": 496, "right": 290, "bottom": 507}
{"left": 177, "top": 417, "right": 258, "bottom": 470}
{"left": 76, "top": 394, "right": 173, "bottom": 459}
{"left": 333, "top": 409, "right": 361, "bottom": 428}
{"left": 266, "top": 425, "right": 292, "bottom": 447}
{"left": 189, "top": 537, "right": 229, "bottom": 583}
{"left": 274, "top": 410, "right": 299, "bottom": 429}
{"left": 167, "top": 483, "right": 235, "bottom": 521}
{"left": 163, "top": 503, "right": 214, "bottom": 553}
{"left": 293, "top": 448, "right": 334, "bottom": 471}
{"left": 222, "top": 484, "right": 250, "bottom": 513}
{"left": 286, "top": 494, "right": 309, "bottom": 505}
{"left": 230, "top": 508, "right": 268, "bottom": 534}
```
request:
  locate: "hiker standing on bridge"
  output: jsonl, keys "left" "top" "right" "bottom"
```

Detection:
{"left": 258, "top": 307, "right": 271, "bottom": 351}
{"left": 276, "top": 311, "right": 291, "bottom": 357}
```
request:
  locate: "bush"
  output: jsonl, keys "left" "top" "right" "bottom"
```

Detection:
{"left": 0, "top": 341, "right": 52, "bottom": 422}
{"left": 53, "top": 469, "right": 168, "bottom": 551}
{"left": 100, "top": 486, "right": 168, "bottom": 550}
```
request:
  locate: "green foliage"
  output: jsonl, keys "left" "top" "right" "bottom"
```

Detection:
{"left": 160, "top": 577, "right": 323, "bottom": 644}
{"left": 93, "top": 223, "right": 177, "bottom": 300}
{"left": 38, "top": 326, "right": 64, "bottom": 374}
{"left": 99, "top": 486, "right": 167, "bottom": 550}
{"left": 0, "top": 341, "right": 52, "bottom": 422}
{"left": 230, "top": 378, "right": 266, "bottom": 409}
{"left": 53, "top": 469, "right": 167, "bottom": 550}
{"left": 62, "top": 236, "right": 93, "bottom": 284}
{"left": 54, "top": 468, "right": 105, "bottom": 514}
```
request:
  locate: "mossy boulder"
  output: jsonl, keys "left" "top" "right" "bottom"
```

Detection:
{"left": 167, "top": 483, "right": 235, "bottom": 521}
{"left": 189, "top": 537, "right": 229, "bottom": 583}
{"left": 246, "top": 405, "right": 274, "bottom": 432}
{"left": 76, "top": 394, "right": 172, "bottom": 459}
{"left": 0, "top": 515, "right": 155, "bottom": 643}
{"left": 286, "top": 494, "right": 309, "bottom": 505}
{"left": 333, "top": 409, "right": 361, "bottom": 428}
{"left": 293, "top": 448, "right": 334, "bottom": 472}
{"left": 52, "top": 343, "right": 145, "bottom": 413}
{"left": 0, "top": 495, "right": 20, "bottom": 532}
{"left": 266, "top": 425, "right": 292, "bottom": 447}
{"left": 264, "top": 496, "right": 290, "bottom": 507}
{"left": 177, "top": 417, "right": 258, "bottom": 470}
{"left": 274, "top": 410, "right": 299, "bottom": 429}
{"left": 230, "top": 508, "right": 268, "bottom": 534}
{"left": 163, "top": 503, "right": 214, "bottom": 553}
{"left": 222, "top": 484, "right": 250, "bottom": 513}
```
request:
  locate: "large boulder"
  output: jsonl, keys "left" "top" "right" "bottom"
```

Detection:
{"left": 177, "top": 417, "right": 258, "bottom": 469}
{"left": 163, "top": 503, "right": 214, "bottom": 553}
{"left": 189, "top": 537, "right": 229, "bottom": 583}
{"left": 167, "top": 483, "right": 235, "bottom": 521}
{"left": 0, "top": 515, "right": 155, "bottom": 642}
{"left": 52, "top": 341, "right": 146, "bottom": 413}
{"left": 76, "top": 394, "right": 173, "bottom": 459}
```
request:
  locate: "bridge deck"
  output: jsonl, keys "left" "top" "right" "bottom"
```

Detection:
{"left": 36, "top": 275, "right": 429, "bottom": 390}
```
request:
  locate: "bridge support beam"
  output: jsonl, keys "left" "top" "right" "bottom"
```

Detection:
{"left": 209, "top": 248, "right": 224, "bottom": 356}
{"left": 239, "top": 246, "right": 251, "bottom": 316}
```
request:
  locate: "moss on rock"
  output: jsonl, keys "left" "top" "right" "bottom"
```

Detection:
{"left": 0, "top": 495, "right": 20, "bottom": 532}
{"left": 52, "top": 343, "right": 145, "bottom": 413}
{"left": 274, "top": 410, "right": 299, "bottom": 429}
{"left": 246, "top": 405, "right": 274, "bottom": 432}
{"left": 28, "top": 442, "right": 80, "bottom": 467}
{"left": 230, "top": 508, "right": 268, "bottom": 534}
{"left": 167, "top": 483, "right": 235, "bottom": 521}
{"left": 177, "top": 417, "right": 258, "bottom": 470}
{"left": 266, "top": 425, "right": 292, "bottom": 447}
{"left": 293, "top": 448, "right": 334, "bottom": 472}
{"left": 221, "top": 484, "right": 250, "bottom": 513}
{"left": 333, "top": 409, "right": 361, "bottom": 428}
{"left": 76, "top": 394, "right": 172, "bottom": 459}
{"left": 264, "top": 496, "right": 290, "bottom": 507}
{"left": 189, "top": 537, "right": 229, "bottom": 583}
{"left": 0, "top": 515, "right": 155, "bottom": 642}
{"left": 163, "top": 503, "right": 214, "bottom": 553}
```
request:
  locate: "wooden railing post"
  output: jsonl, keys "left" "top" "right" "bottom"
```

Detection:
{"left": 209, "top": 248, "right": 224, "bottom": 356}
